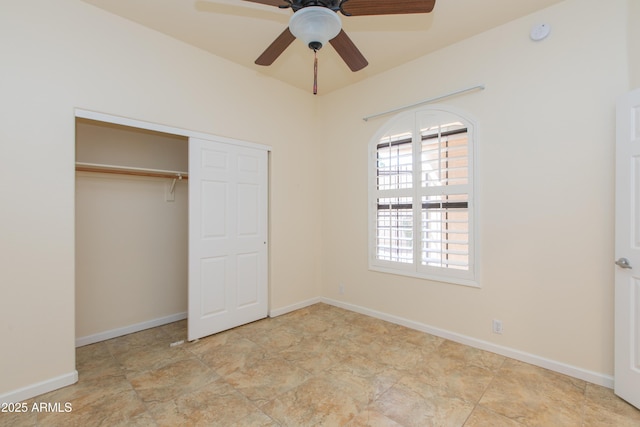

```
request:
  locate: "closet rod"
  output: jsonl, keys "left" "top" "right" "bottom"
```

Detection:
{"left": 75, "top": 162, "right": 188, "bottom": 180}
{"left": 362, "top": 84, "right": 485, "bottom": 122}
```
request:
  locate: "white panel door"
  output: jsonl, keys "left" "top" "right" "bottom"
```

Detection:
{"left": 188, "top": 137, "right": 268, "bottom": 341}
{"left": 615, "top": 88, "right": 640, "bottom": 409}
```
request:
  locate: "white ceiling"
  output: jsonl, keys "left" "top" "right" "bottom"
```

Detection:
{"left": 81, "top": 0, "right": 566, "bottom": 94}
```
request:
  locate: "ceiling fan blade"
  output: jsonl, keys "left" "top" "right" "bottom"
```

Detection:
{"left": 341, "top": 0, "right": 435, "bottom": 16}
{"left": 329, "top": 30, "right": 368, "bottom": 72}
{"left": 255, "top": 28, "right": 296, "bottom": 66}
{"left": 242, "top": 0, "right": 288, "bottom": 7}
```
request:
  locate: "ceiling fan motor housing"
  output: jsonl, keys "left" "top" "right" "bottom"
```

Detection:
{"left": 288, "top": 6, "right": 342, "bottom": 50}
{"left": 288, "top": 1, "right": 343, "bottom": 13}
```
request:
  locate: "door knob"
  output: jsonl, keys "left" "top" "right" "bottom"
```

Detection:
{"left": 615, "top": 257, "right": 632, "bottom": 269}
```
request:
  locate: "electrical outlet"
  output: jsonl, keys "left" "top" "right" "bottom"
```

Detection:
{"left": 338, "top": 283, "right": 345, "bottom": 295}
{"left": 492, "top": 319, "right": 503, "bottom": 334}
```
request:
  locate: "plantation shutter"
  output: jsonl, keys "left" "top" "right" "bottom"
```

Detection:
{"left": 419, "top": 125, "right": 470, "bottom": 271}
{"left": 372, "top": 111, "right": 473, "bottom": 281}
{"left": 375, "top": 135, "right": 414, "bottom": 264}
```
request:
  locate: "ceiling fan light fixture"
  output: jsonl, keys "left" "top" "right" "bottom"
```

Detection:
{"left": 288, "top": 6, "right": 341, "bottom": 50}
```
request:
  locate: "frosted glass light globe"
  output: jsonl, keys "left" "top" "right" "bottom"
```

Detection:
{"left": 289, "top": 6, "right": 341, "bottom": 50}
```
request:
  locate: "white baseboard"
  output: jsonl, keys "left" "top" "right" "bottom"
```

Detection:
{"left": 269, "top": 297, "right": 322, "bottom": 318}
{"left": 0, "top": 371, "right": 78, "bottom": 404}
{"left": 321, "top": 297, "right": 614, "bottom": 389}
{"left": 75, "top": 312, "right": 188, "bottom": 347}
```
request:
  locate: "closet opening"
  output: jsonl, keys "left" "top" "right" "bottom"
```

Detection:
{"left": 75, "top": 117, "right": 189, "bottom": 347}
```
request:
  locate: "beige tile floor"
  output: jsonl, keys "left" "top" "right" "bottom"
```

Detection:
{"left": 3, "top": 303, "right": 640, "bottom": 426}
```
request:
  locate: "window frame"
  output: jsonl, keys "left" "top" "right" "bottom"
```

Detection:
{"left": 368, "top": 106, "right": 479, "bottom": 287}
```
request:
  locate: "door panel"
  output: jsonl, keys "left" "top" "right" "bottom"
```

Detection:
{"left": 200, "top": 257, "right": 227, "bottom": 316}
{"left": 188, "top": 137, "right": 268, "bottom": 341}
{"left": 237, "top": 185, "right": 258, "bottom": 233}
{"left": 237, "top": 252, "right": 260, "bottom": 307}
{"left": 615, "top": 88, "right": 640, "bottom": 409}
{"left": 202, "top": 181, "right": 227, "bottom": 238}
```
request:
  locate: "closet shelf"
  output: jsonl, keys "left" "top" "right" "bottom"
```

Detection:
{"left": 75, "top": 162, "right": 188, "bottom": 180}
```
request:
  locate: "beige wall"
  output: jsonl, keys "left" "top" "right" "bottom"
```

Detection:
{"left": 75, "top": 173, "right": 188, "bottom": 339}
{"left": 317, "top": 0, "right": 630, "bottom": 378}
{"left": 76, "top": 119, "right": 189, "bottom": 172}
{"left": 75, "top": 120, "right": 189, "bottom": 340}
{"left": 0, "top": 0, "right": 320, "bottom": 397}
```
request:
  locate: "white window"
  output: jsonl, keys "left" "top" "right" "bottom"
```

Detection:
{"left": 369, "top": 107, "right": 478, "bottom": 287}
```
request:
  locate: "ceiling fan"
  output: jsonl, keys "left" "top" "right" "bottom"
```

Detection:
{"left": 244, "top": 0, "right": 436, "bottom": 93}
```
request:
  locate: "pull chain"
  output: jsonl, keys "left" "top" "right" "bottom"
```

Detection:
{"left": 313, "top": 48, "right": 318, "bottom": 95}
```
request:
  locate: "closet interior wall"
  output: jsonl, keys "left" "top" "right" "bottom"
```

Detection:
{"left": 75, "top": 118, "right": 188, "bottom": 346}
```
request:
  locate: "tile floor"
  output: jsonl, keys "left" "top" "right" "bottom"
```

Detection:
{"left": 2, "top": 303, "right": 640, "bottom": 426}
